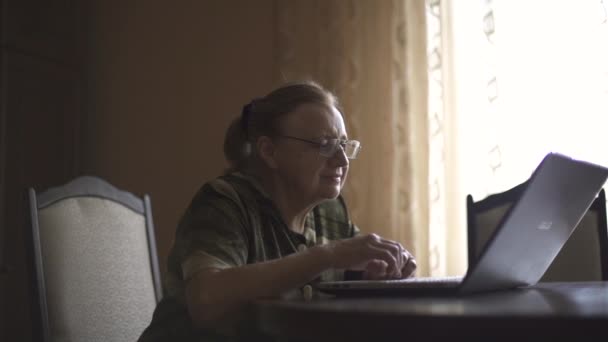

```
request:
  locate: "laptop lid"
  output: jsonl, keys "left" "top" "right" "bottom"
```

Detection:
{"left": 459, "top": 152, "right": 608, "bottom": 293}
{"left": 315, "top": 153, "right": 608, "bottom": 296}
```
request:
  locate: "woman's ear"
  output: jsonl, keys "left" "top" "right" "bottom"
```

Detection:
{"left": 257, "top": 136, "right": 279, "bottom": 169}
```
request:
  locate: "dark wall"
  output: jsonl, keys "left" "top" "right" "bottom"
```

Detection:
{"left": 0, "top": 0, "right": 86, "bottom": 340}
{"left": 1, "top": 0, "right": 277, "bottom": 339}
{"left": 84, "top": 0, "right": 276, "bottom": 281}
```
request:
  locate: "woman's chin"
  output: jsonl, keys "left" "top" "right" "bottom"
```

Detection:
{"left": 319, "top": 186, "right": 342, "bottom": 199}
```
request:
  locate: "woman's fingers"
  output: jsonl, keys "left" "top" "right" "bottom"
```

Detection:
{"left": 363, "top": 260, "right": 388, "bottom": 279}
{"left": 401, "top": 251, "right": 417, "bottom": 278}
{"left": 364, "top": 235, "right": 404, "bottom": 277}
{"left": 369, "top": 236, "right": 418, "bottom": 278}
{"left": 364, "top": 244, "right": 401, "bottom": 278}
{"left": 329, "top": 233, "right": 416, "bottom": 279}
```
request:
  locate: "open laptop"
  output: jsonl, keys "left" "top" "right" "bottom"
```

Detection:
{"left": 315, "top": 152, "right": 608, "bottom": 296}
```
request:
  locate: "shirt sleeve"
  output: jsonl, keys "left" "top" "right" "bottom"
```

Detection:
{"left": 173, "top": 184, "right": 250, "bottom": 282}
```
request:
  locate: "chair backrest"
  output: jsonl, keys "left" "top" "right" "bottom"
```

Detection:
{"left": 467, "top": 183, "right": 608, "bottom": 282}
{"left": 28, "top": 176, "right": 162, "bottom": 342}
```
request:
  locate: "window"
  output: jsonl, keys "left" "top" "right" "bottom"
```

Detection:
{"left": 428, "top": 0, "right": 608, "bottom": 274}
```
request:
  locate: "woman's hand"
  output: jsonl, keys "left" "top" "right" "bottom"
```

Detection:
{"left": 325, "top": 233, "right": 416, "bottom": 279}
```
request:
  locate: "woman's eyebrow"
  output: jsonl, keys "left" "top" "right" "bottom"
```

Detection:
{"left": 320, "top": 130, "right": 348, "bottom": 139}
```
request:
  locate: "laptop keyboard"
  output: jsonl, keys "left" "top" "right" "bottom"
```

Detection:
{"left": 345, "top": 275, "right": 464, "bottom": 289}
{"left": 392, "top": 275, "right": 464, "bottom": 283}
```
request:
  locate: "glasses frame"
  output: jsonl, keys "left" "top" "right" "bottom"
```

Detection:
{"left": 274, "top": 134, "right": 362, "bottom": 159}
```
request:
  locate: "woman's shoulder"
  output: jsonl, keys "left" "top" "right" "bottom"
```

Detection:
{"left": 189, "top": 172, "right": 264, "bottom": 208}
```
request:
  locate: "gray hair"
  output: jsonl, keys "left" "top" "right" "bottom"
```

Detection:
{"left": 223, "top": 80, "right": 340, "bottom": 173}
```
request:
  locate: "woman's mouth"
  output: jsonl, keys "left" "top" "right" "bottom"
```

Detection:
{"left": 322, "top": 175, "right": 342, "bottom": 183}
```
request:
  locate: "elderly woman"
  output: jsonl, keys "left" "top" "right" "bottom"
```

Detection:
{"left": 138, "top": 81, "right": 416, "bottom": 341}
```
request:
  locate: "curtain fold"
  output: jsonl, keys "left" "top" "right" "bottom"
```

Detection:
{"left": 274, "top": 0, "right": 432, "bottom": 275}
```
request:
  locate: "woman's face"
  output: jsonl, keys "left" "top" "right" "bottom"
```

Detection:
{"left": 272, "top": 103, "right": 350, "bottom": 205}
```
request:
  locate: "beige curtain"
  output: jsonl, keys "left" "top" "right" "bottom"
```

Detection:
{"left": 274, "top": 0, "right": 432, "bottom": 276}
{"left": 425, "top": 0, "right": 467, "bottom": 276}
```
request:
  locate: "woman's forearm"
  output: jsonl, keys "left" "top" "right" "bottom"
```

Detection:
{"left": 185, "top": 233, "right": 414, "bottom": 329}
{"left": 186, "top": 244, "right": 332, "bottom": 327}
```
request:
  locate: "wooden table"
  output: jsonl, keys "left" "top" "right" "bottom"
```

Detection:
{"left": 253, "top": 282, "right": 608, "bottom": 341}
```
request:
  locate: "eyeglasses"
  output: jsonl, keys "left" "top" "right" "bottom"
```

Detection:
{"left": 275, "top": 135, "right": 362, "bottom": 159}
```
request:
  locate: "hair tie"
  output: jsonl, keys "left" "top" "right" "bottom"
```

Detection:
{"left": 241, "top": 103, "right": 252, "bottom": 134}
{"left": 241, "top": 99, "right": 261, "bottom": 139}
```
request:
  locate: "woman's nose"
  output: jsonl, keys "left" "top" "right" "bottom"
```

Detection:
{"left": 329, "top": 145, "right": 349, "bottom": 167}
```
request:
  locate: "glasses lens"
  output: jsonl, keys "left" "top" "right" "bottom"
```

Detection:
{"left": 319, "top": 139, "right": 361, "bottom": 159}
{"left": 344, "top": 140, "right": 361, "bottom": 159}
{"left": 319, "top": 139, "right": 337, "bottom": 157}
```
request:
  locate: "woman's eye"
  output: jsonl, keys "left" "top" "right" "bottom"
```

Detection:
{"left": 319, "top": 139, "right": 330, "bottom": 147}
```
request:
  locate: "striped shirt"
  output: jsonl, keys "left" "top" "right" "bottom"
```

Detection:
{"left": 138, "top": 172, "right": 359, "bottom": 342}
